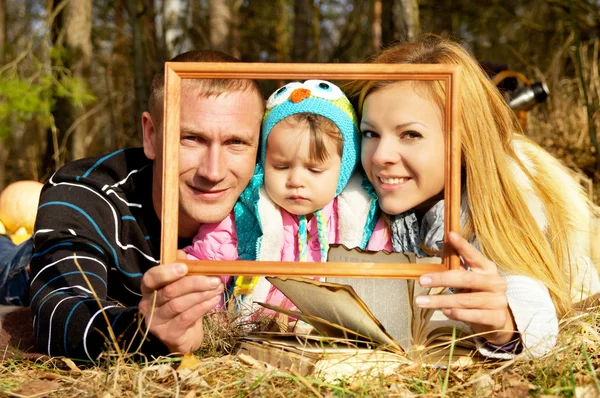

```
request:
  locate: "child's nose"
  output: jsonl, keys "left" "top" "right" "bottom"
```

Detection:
{"left": 286, "top": 168, "right": 304, "bottom": 187}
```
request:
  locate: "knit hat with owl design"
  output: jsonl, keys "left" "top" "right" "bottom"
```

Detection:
{"left": 261, "top": 80, "right": 360, "bottom": 196}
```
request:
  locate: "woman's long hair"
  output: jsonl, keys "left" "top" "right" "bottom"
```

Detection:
{"left": 345, "top": 36, "right": 593, "bottom": 315}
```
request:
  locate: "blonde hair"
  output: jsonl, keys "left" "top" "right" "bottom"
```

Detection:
{"left": 148, "top": 50, "right": 263, "bottom": 128}
{"left": 277, "top": 113, "right": 344, "bottom": 164}
{"left": 345, "top": 36, "right": 591, "bottom": 315}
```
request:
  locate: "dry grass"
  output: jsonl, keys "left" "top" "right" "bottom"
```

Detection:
{"left": 0, "top": 301, "right": 599, "bottom": 397}
{"left": 2, "top": 37, "right": 599, "bottom": 398}
{"left": 527, "top": 38, "right": 600, "bottom": 203}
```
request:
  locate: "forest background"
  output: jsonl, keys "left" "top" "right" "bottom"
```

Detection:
{"left": 1, "top": 0, "right": 600, "bottom": 201}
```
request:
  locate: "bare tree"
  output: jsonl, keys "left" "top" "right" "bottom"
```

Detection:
{"left": 372, "top": 0, "right": 382, "bottom": 52}
{"left": 381, "top": 0, "right": 419, "bottom": 47}
{"left": 275, "top": 0, "right": 290, "bottom": 62}
{"left": 0, "top": 0, "right": 5, "bottom": 65}
{"left": 210, "top": 0, "right": 231, "bottom": 52}
{"left": 42, "top": 0, "right": 92, "bottom": 175}
{"left": 163, "top": 0, "right": 193, "bottom": 58}
{"left": 396, "top": 0, "right": 420, "bottom": 41}
{"left": 293, "top": 0, "right": 311, "bottom": 61}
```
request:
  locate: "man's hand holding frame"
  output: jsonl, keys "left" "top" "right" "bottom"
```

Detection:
{"left": 160, "top": 63, "right": 461, "bottom": 278}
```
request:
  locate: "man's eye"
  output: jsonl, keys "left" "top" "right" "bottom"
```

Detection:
{"left": 229, "top": 139, "right": 244, "bottom": 145}
{"left": 182, "top": 135, "right": 200, "bottom": 143}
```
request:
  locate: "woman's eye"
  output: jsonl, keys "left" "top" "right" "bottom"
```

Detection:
{"left": 402, "top": 131, "right": 423, "bottom": 140}
{"left": 361, "top": 130, "right": 378, "bottom": 139}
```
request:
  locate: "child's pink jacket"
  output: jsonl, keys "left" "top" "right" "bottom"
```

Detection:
{"left": 184, "top": 200, "right": 391, "bottom": 316}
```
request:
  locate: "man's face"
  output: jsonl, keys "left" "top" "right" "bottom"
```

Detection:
{"left": 143, "top": 89, "right": 263, "bottom": 238}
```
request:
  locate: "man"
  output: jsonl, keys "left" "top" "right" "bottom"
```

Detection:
{"left": 28, "top": 50, "right": 264, "bottom": 360}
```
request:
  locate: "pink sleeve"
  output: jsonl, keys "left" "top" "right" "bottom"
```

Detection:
{"left": 183, "top": 212, "right": 237, "bottom": 310}
{"left": 183, "top": 212, "right": 239, "bottom": 261}
{"left": 366, "top": 217, "right": 392, "bottom": 252}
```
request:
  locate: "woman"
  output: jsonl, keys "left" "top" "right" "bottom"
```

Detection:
{"left": 344, "top": 36, "right": 600, "bottom": 358}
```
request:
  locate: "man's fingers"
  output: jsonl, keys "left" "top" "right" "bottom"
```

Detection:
{"left": 448, "top": 232, "right": 496, "bottom": 273}
{"left": 414, "top": 292, "right": 506, "bottom": 310}
{"left": 155, "top": 275, "right": 223, "bottom": 306}
{"left": 172, "top": 295, "right": 223, "bottom": 330}
{"left": 419, "top": 270, "right": 507, "bottom": 293}
{"left": 157, "top": 287, "right": 224, "bottom": 320}
{"left": 140, "top": 263, "right": 188, "bottom": 294}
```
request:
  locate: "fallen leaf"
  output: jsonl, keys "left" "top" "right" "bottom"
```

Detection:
{"left": 576, "top": 386, "right": 599, "bottom": 398}
{"left": 59, "top": 357, "right": 82, "bottom": 373}
{"left": 473, "top": 372, "right": 494, "bottom": 396}
{"left": 183, "top": 389, "right": 196, "bottom": 398}
{"left": 238, "top": 353, "right": 264, "bottom": 368}
{"left": 177, "top": 352, "right": 202, "bottom": 372}
{"left": 154, "top": 363, "right": 173, "bottom": 379}
{"left": 13, "top": 379, "right": 60, "bottom": 397}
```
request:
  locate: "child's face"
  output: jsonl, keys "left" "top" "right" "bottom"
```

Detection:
{"left": 360, "top": 82, "right": 445, "bottom": 215}
{"left": 264, "top": 120, "right": 342, "bottom": 216}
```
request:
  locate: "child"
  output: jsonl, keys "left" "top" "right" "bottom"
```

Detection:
{"left": 344, "top": 36, "right": 600, "bottom": 358}
{"left": 184, "top": 80, "right": 384, "bottom": 319}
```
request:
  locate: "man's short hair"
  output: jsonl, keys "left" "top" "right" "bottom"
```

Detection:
{"left": 148, "top": 50, "right": 264, "bottom": 127}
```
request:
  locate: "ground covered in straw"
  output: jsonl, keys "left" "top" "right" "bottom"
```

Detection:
{"left": 0, "top": 300, "right": 598, "bottom": 398}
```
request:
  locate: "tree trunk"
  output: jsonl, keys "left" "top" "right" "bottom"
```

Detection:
{"left": 64, "top": 0, "right": 92, "bottom": 160}
{"left": 163, "top": 0, "right": 193, "bottom": 58}
{"left": 372, "top": 0, "right": 382, "bottom": 52}
{"left": 395, "top": 0, "right": 420, "bottom": 41}
{"left": 293, "top": 0, "right": 311, "bottom": 61}
{"left": 311, "top": 0, "right": 320, "bottom": 61}
{"left": 275, "top": 0, "right": 290, "bottom": 63}
{"left": 230, "top": 0, "right": 243, "bottom": 59}
{"left": 209, "top": 0, "right": 231, "bottom": 53}
{"left": 126, "top": 0, "right": 148, "bottom": 140}
{"left": 381, "top": 0, "right": 394, "bottom": 47}
{"left": 42, "top": 0, "right": 92, "bottom": 176}
{"left": 0, "top": 0, "right": 6, "bottom": 188}
{"left": 0, "top": 0, "right": 5, "bottom": 65}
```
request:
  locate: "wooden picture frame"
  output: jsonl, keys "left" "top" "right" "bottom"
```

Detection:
{"left": 160, "top": 62, "right": 461, "bottom": 278}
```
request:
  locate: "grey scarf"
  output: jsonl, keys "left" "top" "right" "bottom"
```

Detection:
{"left": 391, "top": 192, "right": 469, "bottom": 257}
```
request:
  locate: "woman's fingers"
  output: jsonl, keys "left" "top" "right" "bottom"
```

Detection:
{"left": 447, "top": 231, "right": 496, "bottom": 273}
{"left": 420, "top": 269, "right": 507, "bottom": 292}
{"left": 415, "top": 291, "right": 507, "bottom": 311}
{"left": 440, "top": 308, "right": 510, "bottom": 331}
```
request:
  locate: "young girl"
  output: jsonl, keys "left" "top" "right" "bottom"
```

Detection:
{"left": 184, "top": 80, "right": 384, "bottom": 318}
{"left": 344, "top": 36, "right": 600, "bottom": 358}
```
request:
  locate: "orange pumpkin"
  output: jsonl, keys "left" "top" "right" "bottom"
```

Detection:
{"left": 0, "top": 180, "right": 44, "bottom": 235}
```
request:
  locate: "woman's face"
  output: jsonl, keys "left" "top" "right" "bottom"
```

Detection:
{"left": 360, "top": 82, "right": 445, "bottom": 215}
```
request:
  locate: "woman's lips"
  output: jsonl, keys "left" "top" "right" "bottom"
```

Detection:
{"left": 377, "top": 176, "right": 411, "bottom": 190}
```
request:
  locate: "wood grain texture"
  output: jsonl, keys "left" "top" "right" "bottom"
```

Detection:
{"left": 161, "top": 62, "right": 462, "bottom": 277}
{"left": 160, "top": 65, "right": 181, "bottom": 265}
